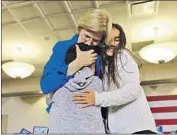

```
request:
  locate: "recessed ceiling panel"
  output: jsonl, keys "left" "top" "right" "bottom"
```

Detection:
{"left": 68, "top": 1, "right": 94, "bottom": 11}
{"left": 22, "top": 18, "right": 52, "bottom": 35}
{"left": 3, "top": 1, "right": 23, "bottom": 5}
{"left": 2, "top": 4, "right": 6, "bottom": 10}
{"left": 57, "top": 28, "right": 76, "bottom": 40}
{"left": 103, "top": 2, "right": 127, "bottom": 19}
{"left": 74, "top": 10, "right": 91, "bottom": 23}
{"left": 99, "top": 1, "right": 121, "bottom": 6}
{"left": 2, "top": 23, "right": 28, "bottom": 41}
{"left": 48, "top": 15, "right": 73, "bottom": 30}
{"left": 39, "top": 1, "right": 66, "bottom": 15}
{"left": 12, "top": 4, "right": 41, "bottom": 20}
{"left": 35, "top": 33, "right": 58, "bottom": 47}
{"left": 2, "top": 9, "right": 15, "bottom": 23}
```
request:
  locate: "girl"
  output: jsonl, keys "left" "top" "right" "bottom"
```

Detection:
{"left": 73, "top": 23, "right": 158, "bottom": 134}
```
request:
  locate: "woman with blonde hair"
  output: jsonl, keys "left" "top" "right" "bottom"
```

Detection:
{"left": 40, "top": 9, "right": 112, "bottom": 133}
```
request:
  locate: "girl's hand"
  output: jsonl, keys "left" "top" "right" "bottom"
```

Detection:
{"left": 73, "top": 89, "right": 96, "bottom": 108}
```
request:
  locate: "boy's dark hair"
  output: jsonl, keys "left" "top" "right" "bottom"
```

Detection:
{"left": 65, "top": 43, "right": 101, "bottom": 64}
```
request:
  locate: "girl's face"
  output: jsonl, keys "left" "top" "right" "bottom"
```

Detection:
{"left": 106, "top": 28, "right": 120, "bottom": 56}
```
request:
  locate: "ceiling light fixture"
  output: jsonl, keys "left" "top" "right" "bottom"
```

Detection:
{"left": 139, "top": 42, "right": 177, "bottom": 64}
{"left": 2, "top": 62, "right": 35, "bottom": 79}
{"left": 2, "top": 46, "right": 35, "bottom": 79}
{"left": 139, "top": 26, "right": 177, "bottom": 64}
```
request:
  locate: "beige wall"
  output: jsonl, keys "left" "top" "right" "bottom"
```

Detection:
{"left": 143, "top": 83, "right": 177, "bottom": 96}
{"left": 2, "top": 63, "right": 177, "bottom": 94}
{"left": 2, "top": 114, "right": 8, "bottom": 133}
{"left": 2, "top": 77, "right": 41, "bottom": 93}
{"left": 2, "top": 96, "right": 48, "bottom": 133}
{"left": 140, "top": 63, "right": 177, "bottom": 81}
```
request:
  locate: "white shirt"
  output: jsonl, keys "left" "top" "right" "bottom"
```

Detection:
{"left": 95, "top": 49, "right": 157, "bottom": 133}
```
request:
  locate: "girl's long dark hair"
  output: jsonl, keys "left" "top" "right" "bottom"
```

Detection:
{"left": 100, "top": 23, "right": 127, "bottom": 89}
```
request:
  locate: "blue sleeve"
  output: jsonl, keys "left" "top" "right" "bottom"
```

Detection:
{"left": 46, "top": 104, "right": 52, "bottom": 113}
{"left": 95, "top": 55, "right": 101, "bottom": 77}
{"left": 40, "top": 41, "right": 71, "bottom": 94}
{"left": 40, "top": 35, "right": 78, "bottom": 94}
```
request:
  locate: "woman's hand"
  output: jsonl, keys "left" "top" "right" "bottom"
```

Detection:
{"left": 67, "top": 45, "right": 97, "bottom": 75}
{"left": 75, "top": 45, "right": 97, "bottom": 67}
{"left": 73, "top": 89, "right": 96, "bottom": 108}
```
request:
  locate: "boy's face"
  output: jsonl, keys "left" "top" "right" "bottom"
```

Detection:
{"left": 78, "top": 29, "right": 104, "bottom": 46}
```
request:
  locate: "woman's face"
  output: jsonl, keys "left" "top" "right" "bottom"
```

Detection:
{"left": 106, "top": 28, "right": 120, "bottom": 56}
{"left": 78, "top": 29, "right": 104, "bottom": 46}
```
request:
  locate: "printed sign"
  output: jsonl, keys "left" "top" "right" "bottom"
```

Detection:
{"left": 19, "top": 128, "right": 32, "bottom": 134}
{"left": 33, "top": 126, "right": 49, "bottom": 134}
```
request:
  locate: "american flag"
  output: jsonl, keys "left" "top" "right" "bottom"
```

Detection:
{"left": 147, "top": 95, "right": 177, "bottom": 134}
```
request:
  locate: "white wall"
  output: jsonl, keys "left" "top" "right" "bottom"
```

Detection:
{"left": 2, "top": 96, "right": 48, "bottom": 133}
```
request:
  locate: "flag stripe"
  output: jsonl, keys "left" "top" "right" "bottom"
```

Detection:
{"left": 164, "top": 132, "right": 171, "bottom": 134}
{"left": 147, "top": 95, "right": 177, "bottom": 101}
{"left": 149, "top": 100, "right": 177, "bottom": 107}
{"left": 146, "top": 95, "right": 177, "bottom": 134}
{"left": 151, "top": 106, "right": 177, "bottom": 113}
{"left": 155, "top": 119, "right": 177, "bottom": 125}
{"left": 152, "top": 112, "right": 177, "bottom": 120}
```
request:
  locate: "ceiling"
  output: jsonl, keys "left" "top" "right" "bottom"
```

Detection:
{"left": 2, "top": 1, "right": 177, "bottom": 80}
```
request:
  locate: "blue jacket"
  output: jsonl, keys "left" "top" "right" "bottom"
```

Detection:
{"left": 40, "top": 34, "right": 101, "bottom": 111}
